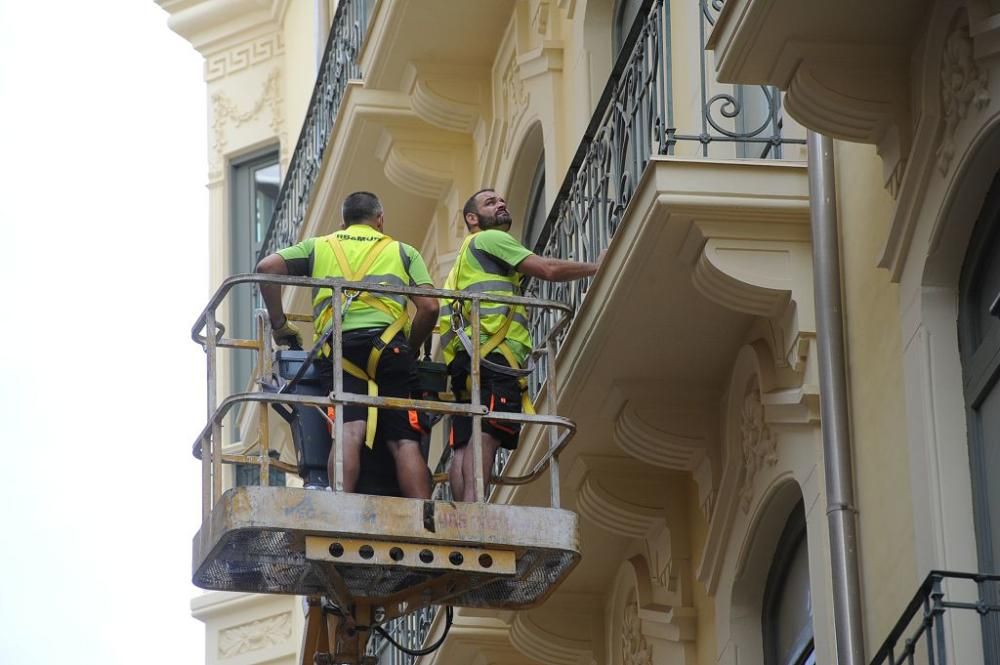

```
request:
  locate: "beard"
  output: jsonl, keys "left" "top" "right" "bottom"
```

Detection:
{"left": 478, "top": 209, "right": 512, "bottom": 230}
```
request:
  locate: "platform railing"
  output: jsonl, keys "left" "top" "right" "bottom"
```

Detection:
{"left": 191, "top": 273, "right": 576, "bottom": 520}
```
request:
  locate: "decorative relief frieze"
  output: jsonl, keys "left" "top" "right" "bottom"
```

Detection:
{"left": 936, "top": 15, "right": 989, "bottom": 175}
{"left": 622, "top": 596, "right": 653, "bottom": 665}
{"left": 738, "top": 384, "right": 777, "bottom": 513}
{"left": 218, "top": 611, "right": 292, "bottom": 658}
{"left": 209, "top": 67, "right": 284, "bottom": 179}
{"left": 500, "top": 56, "right": 529, "bottom": 158}
{"left": 205, "top": 33, "right": 285, "bottom": 82}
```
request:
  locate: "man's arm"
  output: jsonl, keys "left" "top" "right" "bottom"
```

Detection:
{"left": 516, "top": 252, "right": 602, "bottom": 282}
{"left": 408, "top": 294, "right": 440, "bottom": 352}
{"left": 256, "top": 253, "right": 290, "bottom": 328}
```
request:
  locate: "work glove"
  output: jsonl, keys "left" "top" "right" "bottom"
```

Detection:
{"left": 272, "top": 319, "right": 303, "bottom": 349}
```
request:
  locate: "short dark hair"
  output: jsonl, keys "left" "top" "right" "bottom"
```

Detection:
{"left": 342, "top": 191, "right": 383, "bottom": 226}
{"left": 462, "top": 188, "right": 495, "bottom": 229}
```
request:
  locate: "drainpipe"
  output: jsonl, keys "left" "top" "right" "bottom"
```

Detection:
{"left": 808, "top": 130, "right": 866, "bottom": 665}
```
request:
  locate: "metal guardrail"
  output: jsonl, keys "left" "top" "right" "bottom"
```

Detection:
{"left": 870, "top": 570, "right": 1000, "bottom": 665}
{"left": 191, "top": 273, "right": 576, "bottom": 518}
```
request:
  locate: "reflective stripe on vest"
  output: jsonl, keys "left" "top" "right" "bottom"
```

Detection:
{"left": 310, "top": 229, "right": 412, "bottom": 339}
{"left": 437, "top": 233, "right": 533, "bottom": 366}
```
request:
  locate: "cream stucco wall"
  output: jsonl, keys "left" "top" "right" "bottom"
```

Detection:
{"left": 834, "top": 139, "right": 916, "bottom": 646}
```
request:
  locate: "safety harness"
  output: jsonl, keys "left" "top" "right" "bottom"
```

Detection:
{"left": 319, "top": 234, "right": 409, "bottom": 448}
{"left": 446, "top": 246, "right": 536, "bottom": 416}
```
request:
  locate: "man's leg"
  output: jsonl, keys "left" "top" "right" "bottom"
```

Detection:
{"left": 460, "top": 432, "right": 501, "bottom": 502}
{"left": 387, "top": 438, "right": 431, "bottom": 499}
{"left": 328, "top": 421, "right": 366, "bottom": 492}
{"left": 448, "top": 445, "right": 466, "bottom": 500}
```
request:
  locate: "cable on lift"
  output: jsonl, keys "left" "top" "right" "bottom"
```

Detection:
{"left": 372, "top": 606, "right": 454, "bottom": 657}
{"left": 318, "top": 599, "right": 454, "bottom": 658}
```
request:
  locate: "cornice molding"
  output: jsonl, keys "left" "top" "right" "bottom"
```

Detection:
{"left": 157, "top": 0, "right": 289, "bottom": 55}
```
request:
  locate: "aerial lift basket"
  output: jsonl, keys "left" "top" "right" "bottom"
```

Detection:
{"left": 191, "top": 275, "right": 581, "bottom": 661}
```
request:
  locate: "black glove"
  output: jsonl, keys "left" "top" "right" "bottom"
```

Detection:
{"left": 272, "top": 319, "right": 303, "bottom": 349}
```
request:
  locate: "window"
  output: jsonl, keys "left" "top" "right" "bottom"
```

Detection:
{"left": 613, "top": 0, "right": 645, "bottom": 57}
{"left": 958, "top": 169, "right": 1000, "bottom": 659}
{"left": 762, "top": 501, "right": 815, "bottom": 665}
{"left": 229, "top": 149, "right": 281, "bottom": 412}
{"left": 522, "top": 153, "right": 547, "bottom": 252}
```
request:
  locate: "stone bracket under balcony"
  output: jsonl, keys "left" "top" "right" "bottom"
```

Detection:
{"left": 706, "top": 0, "right": 927, "bottom": 190}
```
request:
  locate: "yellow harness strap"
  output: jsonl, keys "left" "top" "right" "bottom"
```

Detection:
{"left": 325, "top": 235, "right": 410, "bottom": 447}
{"left": 464, "top": 307, "right": 535, "bottom": 415}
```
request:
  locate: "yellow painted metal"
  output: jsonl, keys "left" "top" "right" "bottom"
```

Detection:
{"left": 305, "top": 536, "right": 516, "bottom": 575}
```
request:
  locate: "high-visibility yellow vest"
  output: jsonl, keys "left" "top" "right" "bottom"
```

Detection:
{"left": 310, "top": 226, "right": 413, "bottom": 342}
{"left": 310, "top": 225, "right": 414, "bottom": 448}
{"left": 438, "top": 233, "right": 533, "bottom": 367}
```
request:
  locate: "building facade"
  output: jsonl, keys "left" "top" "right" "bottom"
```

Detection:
{"left": 158, "top": 0, "right": 1000, "bottom": 664}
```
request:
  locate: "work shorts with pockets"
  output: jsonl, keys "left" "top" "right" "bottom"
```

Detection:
{"left": 448, "top": 351, "right": 523, "bottom": 451}
{"left": 318, "top": 328, "right": 423, "bottom": 443}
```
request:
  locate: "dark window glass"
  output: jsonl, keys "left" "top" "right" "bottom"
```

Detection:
{"left": 763, "top": 501, "right": 815, "bottom": 665}
{"left": 613, "top": 0, "right": 645, "bottom": 56}
{"left": 229, "top": 150, "right": 281, "bottom": 434}
{"left": 959, "top": 169, "right": 1000, "bottom": 658}
{"left": 522, "top": 154, "right": 547, "bottom": 252}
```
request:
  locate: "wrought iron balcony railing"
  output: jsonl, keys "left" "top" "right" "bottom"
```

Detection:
{"left": 870, "top": 570, "right": 1000, "bottom": 665}
{"left": 257, "top": 0, "right": 372, "bottom": 263}
{"left": 524, "top": 0, "right": 804, "bottom": 391}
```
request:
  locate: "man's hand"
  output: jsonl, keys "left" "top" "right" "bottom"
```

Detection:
{"left": 272, "top": 319, "right": 303, "bottom": 349}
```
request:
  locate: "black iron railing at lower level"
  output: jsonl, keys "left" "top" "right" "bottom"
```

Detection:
{"left": 870, "top": 570, "right": 1000, "bottom": 665}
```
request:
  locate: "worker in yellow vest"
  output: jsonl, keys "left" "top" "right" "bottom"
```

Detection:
{"left": 257, "top": 191, "right": 439, "bottom": 499}
{"left": 440, "top": 188, "right": 602, "bottom": 501}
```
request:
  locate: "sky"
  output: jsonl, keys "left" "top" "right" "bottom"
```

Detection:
{"left": 0, "top": 1, "right": 209, "bottom": 663}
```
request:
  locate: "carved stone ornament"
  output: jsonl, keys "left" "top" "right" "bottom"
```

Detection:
{"left": 501, "top": 56, "right": 529, "bottom": 157}
{"left": 936, "top": 15, "right": 990, "bottom": 175}
{"left": 622, "top": 598, "right": 653, "bottom": 665}
{"left": 209, "top": 67, "right": 284, "bottom": 179}
{"left": 738, "top": 384, "right": 777, "bottom": 513}
{"left": 218, "top": 611, "right": 292, "bottom": 658}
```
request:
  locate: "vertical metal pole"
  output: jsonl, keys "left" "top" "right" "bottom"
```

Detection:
{"left": 206, "top": 309, "right": 223, "bottom": 509}
{"left": 470, "top": 299, "right": 485, "bottom": 502}
{"left": 931, "top": 577, "right": 947, "bottom": 665}
{"left": 258, "top": 313, "right": 271, "bottom": 487}
{"left": 203, "top": 310, "right": 217, "bottom": 519}
{"left": 808, "top": 131, "right": 866, "bottom": 665}
{"left": 332, "top": 285, "right": 345, "bottom": 492}
{"left": 546, "top": 338, "right": 561, "bottom": 509}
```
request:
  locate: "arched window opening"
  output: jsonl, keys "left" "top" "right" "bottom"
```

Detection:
{"left": 762, "top": 501, "right": 815, "bottom": 665}
{"left": 958, "top": 169, "right": 1000, "bottom": 658}
{"left": 612, "top": 0, "right": 645, "bottom": 56}
{"left": 522, "top": 153, "right": 547, "bottom": 252}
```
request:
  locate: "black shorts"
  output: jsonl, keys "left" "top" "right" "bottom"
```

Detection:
{"left": 319, "top": 328, "right": 424, "bottom": 442}
{"left": 448, "top": 351, "right": 523, "bottom": 450}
